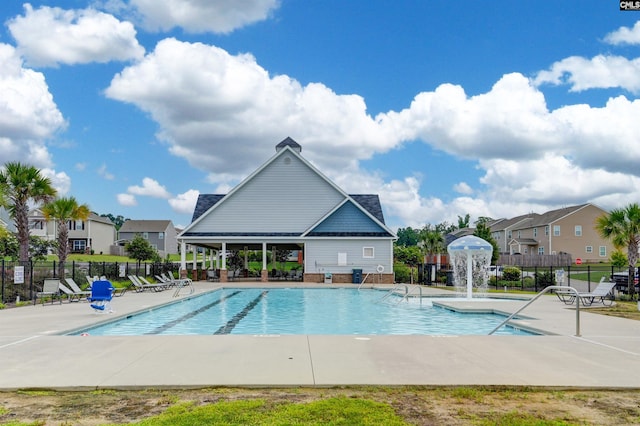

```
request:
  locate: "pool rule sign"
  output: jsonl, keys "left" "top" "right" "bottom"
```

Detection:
{"left": 14, "top": 266, "right": 24, "bottom": 284}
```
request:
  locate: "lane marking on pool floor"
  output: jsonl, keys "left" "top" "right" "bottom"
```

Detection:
{"left": 145, "top": 290, "right": 242, "bottom": 335}
{"left": 214, "top": 291, "right": 269, "bottom": 335}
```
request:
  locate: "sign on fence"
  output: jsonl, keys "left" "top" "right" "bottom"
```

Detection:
{"left": 14, "top": 266, "right": 24, "bottom": 284}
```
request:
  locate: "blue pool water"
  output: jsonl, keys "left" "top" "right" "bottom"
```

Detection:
{"left": 71, "top": 288, "right": 536, "bottom": 336}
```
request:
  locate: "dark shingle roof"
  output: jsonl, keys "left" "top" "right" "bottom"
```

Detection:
{"left": 191, "top": 194, "right": 226, "bottom": 222}
{"left": 120, "top": 219, "right": 172, "bottom": 233}
{"left": 275, "top": 136, "right": 302, "bottom": 152}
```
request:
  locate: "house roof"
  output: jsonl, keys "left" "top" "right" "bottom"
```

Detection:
{"left": 275, "top": 136, "right": 302, "bottom": 152}
{"left": 120, "top": 219, "right": 173, "bottom": 233}
{"left": 191, "top": 193, "right": 386, "bottom": 225}
{"left": 89, "top": 213, "right": 116, "bottom": 226}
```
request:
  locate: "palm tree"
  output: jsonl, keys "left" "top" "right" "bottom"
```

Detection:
{"left": 419, "top": 225, "right": 445, "bottom": 264}
{"left": 42, "top": 197, "right": 90, "bottom": 279}
{"left": 0, "top": 162, "right": 57, "bottom": 262}
{"left": 596, "top": 204, "right": 640, "bottom": 300}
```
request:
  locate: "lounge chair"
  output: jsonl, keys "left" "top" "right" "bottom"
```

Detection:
{"left": 128, "top": 275, "right": 166, "bottom": 292}
{"left": 88, "top": 280, "right": 114, "bottom": 312}
{"left": 36, "top": 279, "right": 62, "bottom": 305}
{"left": 138, "top": 275, "right": 170, "bottom": 290}
{"left": 556, "top": 278, "right": 617, "bottom": 306}
{"left": 58, "top": 281, "right": 86, "bottom": 302}
{"left": 65, "top": 278, "right": 91, "bottom": 298}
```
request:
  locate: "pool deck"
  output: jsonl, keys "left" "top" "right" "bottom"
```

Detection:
{"left": 0, "top": 281, "right": 639, "bottom": 390}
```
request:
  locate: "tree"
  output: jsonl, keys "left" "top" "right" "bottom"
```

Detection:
{"left": 0, "top": 162, "right": 57, "bottom": 262}
{"left": 473, "top": 221, "right": 500, "bottom": 264}
{"left": 125, "top": 234, "right": 158, "bottom": 266}
{"left": 100, "top": 213, "right": 128, "bottom": 230}
{"left": 596, "top": 204, "right": 640, "bottom": 300}
{"left": 457, "top": 213, "right": 470, "bottom": 229}
{"left": 419, "top": 225, "right": 445, "bottom": 263}
{"left": 42, "top": 197, "right": 90, "bottom": 279}
{"left": 396, "top": 227, "right": 420, "bottom": 247}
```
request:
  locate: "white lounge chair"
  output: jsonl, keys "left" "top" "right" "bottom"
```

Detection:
{"left": 58, "top": 281, "right": 86, "bottom": 302}
{"left": 65, "top": 278, "right": 91, "bottom": 297}
{"left": 556, "top": 278, "right": 616, "bottom": 306}
{"left": 36, "top": 279, "right": 62, "bottom": 305}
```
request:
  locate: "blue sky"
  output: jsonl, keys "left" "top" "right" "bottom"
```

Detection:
{"left": 1, "top": 1, "right": 640, "bottom": 231}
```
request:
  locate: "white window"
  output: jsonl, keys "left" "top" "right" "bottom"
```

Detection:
{"left": 545, "top": 226, "right": 549, "bottom": 235}
{"left": 338, "top": 252, "right": 347, "bottom": 266}
{"left": 553, "top": 225, "right": 560, "bottom": 236}
{"left": 586, "top": 246, "right": 593, "bottom": 253}
{"left": 538, "top": 247, "right": 544, "bottom": 255}
{"left": 533, "top": 228, "right": 537, "bottom": 238}
{"left": 158, "top": 232, "right": 164, "bottom": 240}
{"left": 363, "top": 247, "right": 374, "bottom": 258}
{"left": 517, "top": 231, "right": 521, "bottom": 238}
{"left": 524, "top": 247, "right": 528, "bottom": 254}
{"left": 72, "top": 240, "right": 86, "bottom": 251}
{"left": 508, "top": 230, "right": 512, "bottom": 239}
{"left": 599, "top": 246, "right": 607, "bottom": 257}
{"left": 575, "top": 225, "right": 582, "bottom": 237}
{"left": 143, "top": 232, "right": 149, "bottom": 239}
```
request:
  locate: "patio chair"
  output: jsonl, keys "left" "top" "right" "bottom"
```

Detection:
{"left": 88, "top": 280, "right": 114, "bottom": 312}
{"left": 65, "top": 278, "right": 91, "bottom": 298}
{"left": 128, "top": 275, "right": 165, "bottom": 292}
{"left": 36, "top": 279, "right": 62, "bottom": 305}
{"left": 556, "top": 278, "right": 617, "bottom": 306}
{"left": 58, "top": 281, "right": 86, "bottom": 302}
{"left": 138, "top": 275, "right": 170, "bottom": 290}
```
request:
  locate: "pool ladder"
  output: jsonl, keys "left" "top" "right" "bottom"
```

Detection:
{"left": 379, "top": 284, "right": 424, "bottom": 306}
{"left": 488, "top": 285, "right": 581, "bottom": 336}
{"left": 173, "top": 278, "right": 195, "bottom": 297}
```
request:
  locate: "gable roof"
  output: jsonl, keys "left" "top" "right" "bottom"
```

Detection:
{"left": 181, "top": 139, "right": 395, "bottom": 239}
{"left": 120, "top": 219, "right": 173, "bottom": 233}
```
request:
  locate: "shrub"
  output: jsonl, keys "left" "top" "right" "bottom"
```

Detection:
{"left": 502, "top": 266, "right": 521, "bottom": 282}
{"left": 534, "top": 270, "right": 555, "bottom": 288}
{"left": 394, "top": 262, "right": 411, "bottom": 283}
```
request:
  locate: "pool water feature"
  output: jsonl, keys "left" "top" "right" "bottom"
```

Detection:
{"left": 70, "top": 288, "right": 536, "bottom": 336}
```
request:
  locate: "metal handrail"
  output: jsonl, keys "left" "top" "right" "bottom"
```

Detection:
{"left": 380, "top": 284, "right": 408, "bottom": 302}
{"left": 357, "top": 273, "right": 371, "bottom": 290}
{"left": 488, "top": 285, "right": 581, "bottom": 336}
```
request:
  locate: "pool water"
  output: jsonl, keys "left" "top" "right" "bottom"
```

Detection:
{"left": 71, "top": 288, "right": 536, "bottom": 336}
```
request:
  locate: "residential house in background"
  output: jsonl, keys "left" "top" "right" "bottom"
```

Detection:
{"left": 27, "top": 210, "right": 116, "bottom": 254}
{"left": 489, "top": 203, "right": 615, "bottom": 263}
{"left": 0, "top": 208, "right": 15, "bottom": 233}
{"left": 118, "top": 220, "right": 178, "bottom": 257}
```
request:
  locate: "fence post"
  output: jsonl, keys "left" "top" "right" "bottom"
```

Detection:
{"left": 587, "top": 265, "right": 591, "bottom": 292}
{"left": 52, "top": 260, "right": 56, "bottom": 278}
{"left": 29, "top": 260, "right": 34, "bottom": 301}
{"left": 567, "top": 265, "right": 571, "bottom": 287}
{"left": 1, "top": 259, "right": 4, "bottom": 303}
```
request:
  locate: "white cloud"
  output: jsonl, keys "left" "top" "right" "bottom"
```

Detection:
{"left": 41, "top": 168, "right": 71, "bottom": 196}
{"left": 97, "top": 164, "right": 114, "bottom": 180}
{"left": 604, "top": 20, "right": 640, "bottom": 45}
{"left": 105, "top": 38, "right": 394, "bottom": 182}
{"left": 117, "top": 193, "right": 137, "bottom": 206}
{"left": 169, "top": 189, "right": 200, "bottom": 214}
{"left": 453, "top": 182, "right": 473, "bottom": 195}
{"left": 8, "top": 4, "right": 144, "bottom": 67}
{"left": 129, "top": 0, "right": 280, "bottom": 33}
{"left": 0, "top": 43, "right": 65, "bottom": 167}
{"left": 533, "top": 55, "right": 640, "bottom": 93}
{"left": 127, "top": 177, "right": 171, "bottom": 198}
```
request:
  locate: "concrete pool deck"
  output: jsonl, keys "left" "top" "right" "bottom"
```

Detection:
{"left": 0, "top": 281, "right": 639, "bottom": 390}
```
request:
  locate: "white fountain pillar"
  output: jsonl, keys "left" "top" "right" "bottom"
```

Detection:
{"left": 447, "top": 235, "right": 493, "bottom": 299}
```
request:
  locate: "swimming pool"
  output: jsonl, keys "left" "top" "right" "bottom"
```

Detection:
{"left": 71, "top": 288, "right": 536, "bottom": 336}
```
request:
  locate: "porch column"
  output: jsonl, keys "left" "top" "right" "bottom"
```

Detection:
{"left": 261, "top": 242, "right": 268, "bottom": 282}
{"left": 244, "top": 246, "right": 248, "bottom": 277}
{"left": 191, "top": 245, "right": 197, "bottom": 281}
{"left": 180, "top": 240, "right": 187, "bottom": 278}
{"left": 220, "top": 242, "right": 228, "bottom": 282}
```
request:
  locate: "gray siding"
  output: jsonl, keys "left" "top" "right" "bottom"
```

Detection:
{"left": 191, "top": 154, "right": 345, "bottom": 233}
{"left": 305, "top": 239, "right": 392, "bottom": 275}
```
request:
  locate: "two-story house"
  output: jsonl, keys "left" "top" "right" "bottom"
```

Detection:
{"left": 490, "top": 203, "right": 615, "bottom": 263}
{"left": 118, "top": 220, "right": 178, "bottom": 257}
{"left": 26, "top": 209, "right": 116, "bottom": 254}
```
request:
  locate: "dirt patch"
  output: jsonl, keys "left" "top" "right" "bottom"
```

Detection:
{"left": 1, "top": 387, "right": 639, "bottom": 425}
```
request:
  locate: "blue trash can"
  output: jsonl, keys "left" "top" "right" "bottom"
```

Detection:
{"left": 352, "top": 269, "right": 362, "bottom": 284}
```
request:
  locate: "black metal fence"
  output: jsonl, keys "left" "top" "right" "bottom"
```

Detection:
{"left": 0, "top": 260, "right": 182, "bottom": 304}
{"left": 418, "top": 263, "right": 633, "bottom": 295}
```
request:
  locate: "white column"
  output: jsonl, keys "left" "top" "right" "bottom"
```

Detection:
{"left": 262, "top": 242, "right": 267, "bottom": 270}
{"left": 192, "top": 246, "right": 197, "bottom": 271}
{"left": 180, "top": 241, "right": 186, "bottom": 271}
{"left": 221, "top": 242, "right": 227, "bottom": 270}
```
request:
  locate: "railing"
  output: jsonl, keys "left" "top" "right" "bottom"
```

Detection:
{"left": 379, "top": 284, "right": 423, "bottom": 306}
{"left": 357, "top": 273, "right": 371, "bottom": 290}
{"left": 488, "top": 285, "right": 581, "bottom": 336}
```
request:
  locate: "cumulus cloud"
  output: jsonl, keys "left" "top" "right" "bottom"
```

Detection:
{"left": 41, "top": 168, "right": 71, "bottom": 196}
{"left": 453, "top": 182, "right": 473, "bottom": 195}
{"left": 604, "top": 20, "right": 640, "bottom": 45}
{"left": 8, "top": 4, "right": 144, "bottom": 67}
{"left": 0, "top": 43, "right": 65, "bottom": 167}
{"left": 117, "top": 193, "right": 137, "bottom": 206}
{"left": 533, "top": 55, "right": 640, "bottom": 93}
{"left": 105, "top": 38, "right": 393, "bottom": 183}
{"left": 127, "top": 177, "right": 171, "bottom": 198}
{"left": 169, "top": 189, "right": 200, "bottom": 214}
{"left": 129, "top": 0, "right": 280, "bottom": 33}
